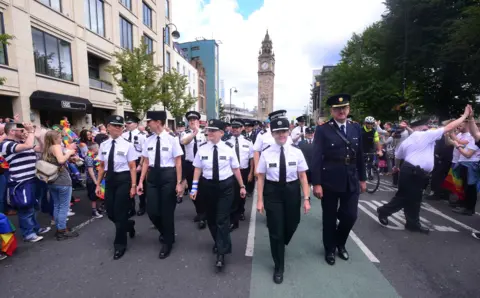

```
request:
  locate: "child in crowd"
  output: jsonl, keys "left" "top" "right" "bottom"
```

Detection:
{"left": 85, "top": 143, "right": 104, "bottom": 219}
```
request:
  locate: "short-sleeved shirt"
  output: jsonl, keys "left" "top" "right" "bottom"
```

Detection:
{"left": 257, "top": 143, "right": 308, "bottom": 182}
{"left": 193, "top": 141, "right": 240, "bottom": 180}
{"left": 0, "top": 139, "right": 37, "bottom": 182}
{"left": 254, "top": 129, "right": 293, "bottom": 152}
{"left": 122, "top": 128, "right": 146, "bottom": 160}
{"left": 223, "top": 135, "right": 254, "bottom": 169}
{"left": 98, "top": 137, "right": 136, "bottom": 172}
{"left": 182, "top": 129, "right": 207, "bottom": 161}
{"left": 142, "top": 131, "right": 183, "bottom": 167}
{"left": 85, "top": 154, "right": 99, "bottom": 182}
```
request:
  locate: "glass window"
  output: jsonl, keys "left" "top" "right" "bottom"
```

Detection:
{"left": 31, "top": 27, "right": 73, "bottom": 81}
{"left": 165, "top": 26, "right": 170, "bottom": 45}
{"left": 165, "top": 0, "right": 170, "bottom": 20}
{"left": 176, "top": 62, "right": 180, "bottom": 71}
{"left": 0, "top": 13, "right": 7, "bottom": 65}
{"left": 85, "top": 0, "right": 105, "bottom": 36}
{"left": 120, "top": 0, "right": 131, "bottom": 10}
{"left": 182, "top": 66, "right": 186, "bottom": 75}
{"left": 165, "top": 51, "right": 171, "bottom": 71}
{"left": 143, "top": 35, "right": 153, "bottom": 54}
{"left": 142, "top": 2, "right": 152, "bottom": 28}
{"left": 119, "top": 16, "right": 133, "bottom": 50}
{"left": 38, "top": 0, "right": 62, "bottom": 12}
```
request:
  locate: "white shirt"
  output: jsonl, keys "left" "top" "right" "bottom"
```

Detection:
{"left": 257, "top": 143, "right": 309, "bottom": 182}
{"left": 334, "top": 119, "right": 347, "bottom": 134}
{"left": 193, "top": 141, "right": 240, "bottom": 180}
{"left": 291, "top": 125, "right": 306, "bottom": 144}
{"left": 142, "top": 131, "right": 183, "bottom": 167}
{"left": 98, "top": 137, "right": 136, "bottom": 172}
{"left": 254, "top": 129, "right": 293, "bottom": 152}
{"left": 452, "top": 132, "right": 473, "bottom": 163}
{"left": 224, "top": 134, "right": 254, "bottom": 169}
{"left": 122, "top": 128, "right": 146, "bottom": 160}
{"left": 182, "top": 129, "right": 207, "bottom": 161}
{"left": 459, "top": 139, "right": 480, "bottom": 162}
{"left": 395, "top": 128, "right": 445, "bottom": 172}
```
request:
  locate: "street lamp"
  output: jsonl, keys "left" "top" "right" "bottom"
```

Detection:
{"left": 162, "top": 22, "right": 180, "bottom": 73}
{"left": 229, "top": 87, "right": 238, "bottom": 121}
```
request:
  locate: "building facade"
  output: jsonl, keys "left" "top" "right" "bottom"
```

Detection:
{"left": 172, "top": 41, "right": 198, "bottom": 116}
{"left": 312, "top": 65, "right": 335, "bottom": 122}
{"left": 0, "top": 0, "right": 178, "bottom": 129}
{"left": 177, "top": 39, "right": 219, "bottom": 120}
{"left": 223, "top": 103, "right": 255, "bottom": 123}
{"left": 190, "top": 57, "right": 206, "bottom": 118}
{"left": 257, "top": 30, "right": 274, "bottom": 121}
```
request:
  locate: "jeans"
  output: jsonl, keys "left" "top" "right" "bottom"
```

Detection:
{"left": 17, "top": 207, "right": 40, "bottom": 238}
{"left": 0, "top": 174, "right": 6, "bottom": 213}
{"left": 48, "top": 184, "right": 72, "bottom": 230}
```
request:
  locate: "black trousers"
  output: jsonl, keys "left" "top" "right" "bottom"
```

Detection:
{"left": 105, "top": 171, "right": 135, "bottom": 250}
{"left": 246, "top": 166, "right": 255, "bottom": 194}
{"left": 185, "top": 161, "right": 206, "bottom": 220}
{"left": 264, "top": 180, "right": 301, "bottom": 271}
{"left": 378, "top": 162, "right": 428, "bottom": 228}
{"left": 231, "top": 168, "right": 250, "bottom": 225}
{"left": 146, "top": 167, "right": 177, "bottom": 245}
{"left": 392, "top": 160, "right": 404, "bottom": 186}
{"left": 321, "top": 184, "right": 359, "bottom": 254}
{"left": 430, "top": 158, "right": 451, "bottom": 197}
{"left": 201, "top": 176, "right": 234, "bottom": 255}
{"left": 131, "top": 159, "right": 146, "bottom": 212}
{"left": 460, "top": 164, "right": 478, "bottom": 211}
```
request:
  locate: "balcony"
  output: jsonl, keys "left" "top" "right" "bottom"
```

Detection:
{"left": 88, "top": 52, "right": 113, "bottom": 92}
{"left": 89, "top": 78, "right": 113, "bottom": 92}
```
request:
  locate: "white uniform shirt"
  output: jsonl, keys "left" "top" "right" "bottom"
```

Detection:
{"left": 182, "top": 129, "right": 207, "bottom": 161}
{"left": 225, "top": 135, "right": 254, "bottom": 169}
{"left": 291, "top": 125, "right": 307, "bottom": 144}
{"left": 452, "top": 132, "right": 473, "bottom": 163}
{"left": 193, "top": 141, "right": 240, "bottom": 180}
{"left": 98, "top": 137, "right": 136, "bottom": 172}
{"left": 257, "top": 143, "right": 309, "bottom": 182}
{"left": 395, "top": 128, "right": 445, "bottom": 172}
{"left": 254, "top": 129, "right": 293, "bottom": 152}
{"left": 142, "top": 131, "right": 183, "bottom": 167}
{"left": 122, "top": 128, "right": 146, "bottom": 160}
{"left": 459, "top": 139, "right": 480, "bottom": 162}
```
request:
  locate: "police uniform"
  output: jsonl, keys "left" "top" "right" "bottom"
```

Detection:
{"left": 257, "top": 110, "right": 309, "bottom": 284}
{"left": 176, "top": 120, "right": 187, "bottom": 200}
{"left": 122, "top": 116, "right": 147, "bottom": 216}
{"left": 192, "top": 119, "right": 242, "bottom": 270}
{"left": 311, "top": 94, "right": 366, "bottom": 266}
{"left": 98, "top": 115, "right": 137, "bottom": 260}
{"left": 142, "top": 111, "right": 184, "bottom": 259}
{"left": 253, "top": 123, "right": 293, "bottom": 152}
{"left": 298, "top": 127, "right": 315, "bottom": 184}
{"left": 243, "top": 119, "right": 257, "bottom": 195}
{"left": 182, "top": 111, "right": 207, "bottom": 227}
{"left": 224, "top": 119, "right": 254, "bottom": 228}
{"left": 290, "top": 116, "right": 307, "bottom": 145}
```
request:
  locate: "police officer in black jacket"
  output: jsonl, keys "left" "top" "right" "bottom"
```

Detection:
{"left": 298, "top": 127, "right": 315, "bottom": 184}
{"left": 311, "top": 94, "right": 367, "bottom": 266}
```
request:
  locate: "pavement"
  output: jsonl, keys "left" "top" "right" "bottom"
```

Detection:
{"left": 1, "top": 178, "right": 480, "bottom": 298}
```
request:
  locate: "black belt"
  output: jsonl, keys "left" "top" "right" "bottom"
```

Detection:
{"left": 107, "top": 170, "right": 129, "bottom": 175}
{"left": 324, "top": 156, "right": 356, "bottom": 165}
{"left": 265, "top": 179, "right": 299, "bottom": 186}
{"left": 402, "top": 161, "right": 429, "bottom": 177}
{"left": 201, "top": 176, "right": 234, "bottom": 183}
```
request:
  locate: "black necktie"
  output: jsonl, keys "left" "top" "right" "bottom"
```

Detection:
{"left": 340, "top": 125, "right": 346, "bottom": 136}
{"left": 235, "top": 137, "right": 240, "bottom": 161}
{"left": 193, "top": 136, "right": 198, "bottom": 157}
{"left": 154, "top": 136, "right": 161, "bottom": 168}
{"left": 301, "top": 126, "right": 304, "bottom": 141}
{"left": 213, "top": 145, "right": 219, "bottom": 182}
{"left": 128, "top": 131, "right": 132, "bottom": 142}
{"left": 108, "top": 140, "right": 115, "bottom": 173}
{"left": 279, "top": 146, "right": 286, "bottom": 184}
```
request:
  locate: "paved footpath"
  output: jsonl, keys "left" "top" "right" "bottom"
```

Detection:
{"left": 1, "top": 179, "right": 480, "bottom": 297}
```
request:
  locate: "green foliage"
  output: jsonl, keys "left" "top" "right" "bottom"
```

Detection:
{"left": 0, "top": 33, "right": 14, "bottom": 86}
{"left": 160, "top": 69, "right": 197, "bottom": 121}
{"left": 218, "top": 99, "right": 226, "bottom": 121}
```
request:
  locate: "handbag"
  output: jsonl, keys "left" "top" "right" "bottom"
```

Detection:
{"left": 35, "top": 160, "right": 60, "bottom": 183}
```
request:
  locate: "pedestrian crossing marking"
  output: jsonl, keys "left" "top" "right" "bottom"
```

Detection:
{"left": 365, "top": 180, "right": 397, "bottom": 192}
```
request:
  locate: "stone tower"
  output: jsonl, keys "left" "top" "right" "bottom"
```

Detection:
{"left": 257, "top": 30, "right": 275, "bottom": 120}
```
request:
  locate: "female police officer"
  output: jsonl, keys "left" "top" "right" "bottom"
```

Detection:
{"left": 136, "top": 111, "right": 184, "bottom": 259}
{"left": 96, "top": 115, "right": 137, "bottom": 260}
{"left": 190, "top": 119, "right": 247, "bottom": 271}
{"left": 256, "top": 110, "right": 311, "bottom": 284}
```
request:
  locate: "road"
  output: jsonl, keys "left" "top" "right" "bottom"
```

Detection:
{"left": 1, "top": 178, "right": 479, "bottom": 298}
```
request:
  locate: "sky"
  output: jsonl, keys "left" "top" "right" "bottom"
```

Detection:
{"left": 174, "top": 0, "right": 387, "bottom": 120}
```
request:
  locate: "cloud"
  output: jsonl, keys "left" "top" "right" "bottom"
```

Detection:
{"left": 173, "top": 0, "right": 386, "bottom": 119}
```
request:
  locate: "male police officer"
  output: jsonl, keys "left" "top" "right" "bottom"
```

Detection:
{"left": 291, "top": 116, "right": 307, "bottom": 145}
{"left": 298, "top": 127, "right": 315, "bottom": 185}
{"left": 311, "top": 94, "right": 367, "bottom": 266}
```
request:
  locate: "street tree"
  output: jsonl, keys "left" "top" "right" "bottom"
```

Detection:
{"left": 0, "top": 33, "right": 13, "bottom": 85}
{"left": 218, "top": 100, "right": 226, "bottom": 121}
{"left": 160, "top": 69, "right": 197, "bottom": 123}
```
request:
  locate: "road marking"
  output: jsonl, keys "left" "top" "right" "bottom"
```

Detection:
{"left": 71, "top": 217, "right": 100, "bottom": 232}
{"left": 245, "top": 189, "right": 258, "bottom": 257}
{"left": 421, "top": 203, "right": 480, "bottom": 233}
{"left": 350, "top": 230, "right": 380, "bottom": 263}
{"left": 358, "top": 200, "right": 403, "bottom": 230}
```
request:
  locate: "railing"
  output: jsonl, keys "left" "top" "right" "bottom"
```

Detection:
{"left": 89, "top": 78, "right": 113, "bottom": 91}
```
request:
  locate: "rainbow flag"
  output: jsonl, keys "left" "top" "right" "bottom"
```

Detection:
{"left": 0, "top": 155, "right": 9, "bottom": 169}
{"left": 63, "top": 127, "right": 79, "bottom": 141}
{"left": 87, "top": 151, "right": 105, "bottom": 199}
{"left": 0, "top": 214, "right": 17, "bottom": 256}
{"left": 441, "top": 167, "right": 464, "bottom": 201}
{"left": 99, "top": 180, "right": 105, "bottom": 200}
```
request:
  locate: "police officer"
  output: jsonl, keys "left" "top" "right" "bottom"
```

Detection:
{"left": 190, "top": 119, "right": 247, "bottom": 271}
{"left": 122, "top": 115, "right": 147, "bottom": 216}
{"left": 181, "top": 111, "right": 207, "bottom": 228}
{"left": 256, "top": 110, "right": 311, "bottom": 284}
{"left": 96, "top": 115, "right": 137, "bottom": 260}
{"left": 311, "top": 94, "right": 367, "bottom": 266}
{"left": 290, "top": 116, "right": 307, "bottom": 145}
{"left": 224, "top": 119, "right": 254, "bottom": 229}
{"left": 298, "top": 127, "right": 315, "bottom": 185}
{"left": 137, "top": 111, "right": 184, "bottom": 259}
{"left": 244, "top": 119, "right": 257, "bottom": 144}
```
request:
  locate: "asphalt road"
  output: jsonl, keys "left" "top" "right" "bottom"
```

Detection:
{"left": 1, "top": 178, "right": 480, "bottom": 298}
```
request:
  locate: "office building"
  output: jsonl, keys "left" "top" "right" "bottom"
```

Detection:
{"left": 312, "top": 65, "right": 335, "bottom": 122}
{"left": 224, "top": 103, "right": 255, "bottom": 123}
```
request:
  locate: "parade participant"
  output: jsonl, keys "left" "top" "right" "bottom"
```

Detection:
{"left": 176, "top": 120, "right": 187, "bottom": 200}
{"left": 122, "top": 116, "right": 147, "bottom": 216}
{"left": 377, "top": 105, "right": 472, "bottom": 234}
{"left": 137, "top": 111, "right": 184, "bottom": 259}
{"left": 256, "top": 110, "right": 311, "bottom": 284}
{"left": 190, "top": 119, "right": 246, "bottom": 271}
{"left": 244, "top": 119, "right": 257, "bottom": 144}
{"left": 224, "top": 119, "right": 254, "bottom": 229}
{"left": 96, "top": 115, "right": 137, "bottom": 260}
{"left": 290, "top": 116, "right": 307, "bottom": 145}
{"left": 311, "top": 94, "right": 367, "bottom": 266}
{"left": 181, "top": 111, "right": 207, "bottom": 228}
{"left": 298, "top": 127, "right": 315, "bottom": 185}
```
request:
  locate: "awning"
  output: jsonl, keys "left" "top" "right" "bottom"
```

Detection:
{"left": 30, "top": 91, "right": 93, "bottom": 113}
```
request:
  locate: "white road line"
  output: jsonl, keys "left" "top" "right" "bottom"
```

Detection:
{"left": 71, "top": 217, "right": 99, "bottom": 232}
{"left": 245, "top": 189, "right": 258, "bottom": 257}
{"left": 349, "top": 230, "right": 380, "bottom": 263}
{"left": 421, "top": 203, "right": 480, "bottom": 233}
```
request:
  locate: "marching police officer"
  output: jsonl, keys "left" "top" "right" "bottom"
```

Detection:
{"left": 96, "top": 115, "right": 137, "bottom": 260}
{"left": 311, "top": 94, "right": 367, "bottom": 266}
{"left": 291, "top": 116, "right": 307, "bottom": 145}
{"left": 181, "top": 111, "right": 208, "bottom": 228}
{"left": 224, "top": 119, "right": 254, "bottom": 229}
{"left": 298, "top": 127, "right": 315, "bottom": 185}
{"left": 137, "top": 111, "right": 184, "bottom": 259}
{"left": 256, "top": 110, "right": 311, "bottom": 284}
{"left": 244, "top": 119, "right": 257, "bottom": 145}
{"left": 190, "top": 119, "right": 247, "bottom": 271}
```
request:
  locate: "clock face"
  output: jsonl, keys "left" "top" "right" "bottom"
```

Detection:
{"left": 261, "top": 62, "right": 269, "bottom": 70}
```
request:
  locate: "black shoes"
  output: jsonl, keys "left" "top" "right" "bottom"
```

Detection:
{"left": 215, "top": 254, "right": 224, "bottom": 271}
{"left": 325, "top": 252, "right": 335, "bottom": 266}
{"left": 405, "top": 224, "right": 430, "bottom": 234}
{"left": 159, "top": 244, "right": 172, "bottom": 259}
{"left": 240, "top": 213, "right": 246, "bottom": 221}
{"left": 114, "top": 248, "right": 126, "bottom": 260}
{"left": 129, "top": 221, "right": 136, "bottom": 239}
{"left": 212, "top": 245, "right": 218, "bottom": 254}
{"left": 452, "top": 207, "right": 474, "bottom": 216}
{"left": 229, "top": 223, "right": 239, "bottom": 232}
{"left": 377, "top": 208, "right": 389, "bottom": 226}
{"left": 198, "top": 220, "right": 206, "bottom": 229}
{"left": 136, "top": 208, "right": 146, "bottom": 216}
{"left": 337, "top": 246, "right": 349, "bottom": 261}
{"left": 273, "top": 268, "right": 284, "bottom": 284}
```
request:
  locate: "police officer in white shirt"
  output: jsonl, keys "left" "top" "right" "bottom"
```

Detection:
{"left": 290, "top": 116, "right": 307, "bottom": 144}
{"left": 224, "top": 118, "right": 254, "bottom": 230}
{"left": 190, "top": 119, "right": 247, "bottom": 271}
{"left": 137, "top": 111, "right": 184, "bottom": 259}
{"left": 256, "top": 110, "right": 311, "bottom": 284}
{"left": 181, "top": 111, "right": 208, "bottom": 228}
{"left": 122, "top": 116, "right": 147, "bottom": 216}
{"left": 96, "top": 115, "right": 137, "bottom": 260}
{"left": 377, "top": 105, "right": 472, "bottom": 234}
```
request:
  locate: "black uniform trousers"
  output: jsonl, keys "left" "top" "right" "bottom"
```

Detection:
{"left": 430, "top": 158, "right": 451, "bottom": 198}
{"left": 264, "top": 180, "right": 301, "bottom": 271}
{"left": 146, "top": 167, "right": 177, "bottom": 245}
{"left": 105, "top": 171, "right": 135, "bottom": 250}
{"left": 130, "top": 159, "right": 146, "bottom": 212}
{"left": 231, "top": 168, "right": 250, "bottom": 225}
{"left": 460, "top": 164, "right": 478, "bottom": 211}
{"left": 185, "top": 160, "right": 206, "bottom": 220}
{"left": 246, "top": 166, "right": 255, "bottom": 194}
{"left": 378, "top": 162, "right": 428, "bottom": 228}
{"left": 201, "top": 176, "right": 234, "bottom": 255}
{"left": 321, "top": 183, "right": 359, "bottom": 254}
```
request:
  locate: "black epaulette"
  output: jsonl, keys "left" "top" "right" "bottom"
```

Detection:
{"left": 262, "top": 145, "right": 270, "bottom": 152}
{"left": 185, "top": 129, "right": 192, "bottom": 133}
{"left": 123, "top": 137, "right": 129, "bottom": 142}
{"left": 221, "top": 135, "right": 230, "bottom": 142}
{"left": 260, "top": 130, "right": 266, "bottom": 135}
{"left": 169, "top": 132, "right": 176, "bottom": 137}
{"left": 225, "top": 141, "right": 234, "bottom": 148}
{"left": 291, "top": 144, "right": 299, "bottom": 149}
{"left": 199, "top": 141, "right": 207, "bottom": 147}
{"left": 244, "top": 136, "right": 252, "bottom": 142}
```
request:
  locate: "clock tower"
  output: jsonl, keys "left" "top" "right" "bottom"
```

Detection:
{"left": 257, "top": 30, "right": 275, "bottom": 120}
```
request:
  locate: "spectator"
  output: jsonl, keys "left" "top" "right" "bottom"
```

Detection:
{"left": 85, "top": 143, "right": 103, "bottom": 219}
